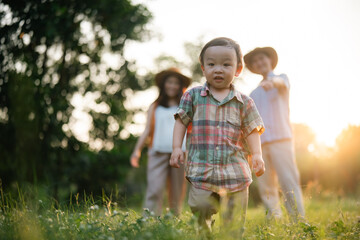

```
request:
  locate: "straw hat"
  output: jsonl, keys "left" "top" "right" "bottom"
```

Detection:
{"left": 154, "top": 68, "right": 191, "bottom": 88}
{"left": 244, "top": 47, "right": 278, "bottom": 74}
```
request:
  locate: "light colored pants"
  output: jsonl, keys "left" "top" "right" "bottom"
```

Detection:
{"left": 258, "top": 140, "right": 305, "bottom": 220}
{"left": 188, "top": 185, "right": 248, "bottom": 236}
{"left": 144, "top": 149, "right": 186, "bottom": 216}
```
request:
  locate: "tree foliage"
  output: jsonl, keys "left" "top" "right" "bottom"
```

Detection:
{"left": 0, "top": 0, "right": 151, "bottom": 199}
{"left": 293, "top": 123, "right": 360, "bottom": 195}
{"left": 333, "top": 125, "right": 360, "bottom": 193}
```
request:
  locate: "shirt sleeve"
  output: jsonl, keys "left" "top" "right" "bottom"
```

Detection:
{"left": 174, "top": 90, "right": 193, "bottom": 126}
{"left": 241, "top": 97, "right": 265, "bottom": 137}
{"left": 279, "top": 73, "right": 290, "bottom": 90}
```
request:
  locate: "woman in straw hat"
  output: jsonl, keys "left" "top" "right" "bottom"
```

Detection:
{"left": 130, "top": 68, "right": 191, "bottom": 216}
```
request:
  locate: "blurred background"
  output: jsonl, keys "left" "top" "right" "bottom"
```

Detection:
{"left": 0, "top": 0, "right": 359, "bottom": 206}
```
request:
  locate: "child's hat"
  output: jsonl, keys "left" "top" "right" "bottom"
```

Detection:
{"left": 244, "top": 47, "right": 278, "bottom": 74}
{"left": 155, "top": 68, "right": 191, "bottom": 88}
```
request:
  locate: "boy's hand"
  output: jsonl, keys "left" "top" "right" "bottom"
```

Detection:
{"left": 170, "top": 147, "right": 184, "bottom": 168}
{"left": 252, "top": 153, "right": 265, "bottom": 177}
{"left": 260, "top": 80, "right": 274, "bottom": 91}
{"left": 130, "top": 153, "right": 140, "bottom": 168}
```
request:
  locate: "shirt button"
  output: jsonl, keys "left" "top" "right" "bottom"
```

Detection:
{"left": 217, "top": 125, "right": 220, "bottom": 129}
{"left": 216, "top": 146, "right": 219, "bottom": 150}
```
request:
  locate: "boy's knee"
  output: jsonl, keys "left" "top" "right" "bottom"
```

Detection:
{"left": 188, "top": 187, "right": 219, "bottom": 216}
{"left": 189, "top": 201, "right": 218, "bottom": 216}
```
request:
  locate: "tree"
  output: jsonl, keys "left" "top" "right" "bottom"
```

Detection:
{"left": 184, "top": 38, "right": 204, "bottom": 82}
{"left": 333, "top": 125, "right": 360, "bottom": 193}
{"left": 292, "top": 123, "right": 317, "bottom": 185}
{"left": 0, "top": 0, "right": 152, "bottom": 198}
{"left": 153, "top": 54, "right": 184, "bottom": 73}
{"left": 151, "top": 38, "right": 204, "bottom": 82}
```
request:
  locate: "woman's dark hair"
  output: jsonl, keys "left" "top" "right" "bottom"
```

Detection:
{"left": 154, "top": 75, "right": 184, "bottom": 107}
{"left": 199, "top": 37, "right": 243, "bottom": 67}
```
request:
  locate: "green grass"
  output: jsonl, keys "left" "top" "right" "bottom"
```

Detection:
{"left": 0, "top": 189, "right": 359, "bottom": 240}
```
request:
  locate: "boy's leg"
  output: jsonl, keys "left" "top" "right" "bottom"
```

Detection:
{"left": 222, "top": 188, "right": 249, "bottom": 237}
{"left": 269, "top": 140, "right": 305, "bottom": 220}
{"left": 188, "top": 185, "right": 219, "bottom": 232}
{"left": 144, "top": 150, "right": 170, "bottom": 216}
{"left": 168, "top": 160, "right": 186, "bottom": 215}
{"left": 257, "top": 144, "right": 282, "bottom": 218}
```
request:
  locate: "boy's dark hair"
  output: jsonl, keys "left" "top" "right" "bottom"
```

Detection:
{"left": 199, "top": 37, "right": 243, "bottom": 67}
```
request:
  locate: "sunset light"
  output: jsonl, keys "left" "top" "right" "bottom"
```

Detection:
{"left": 1, "top": 0, "right": 359, "bottom": 238}
{"left": 124, "top": 0, "right": 360, "bottom": 147}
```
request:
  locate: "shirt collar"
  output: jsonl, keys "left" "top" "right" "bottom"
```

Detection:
{"left": 200, "top": 82, "right": 243, "bottom": 104}
{"left": 259, "top": 71, "right": 276, "bottom": 85}
{"left": 200, "top": 82, "right": 210, "bottom": 96}
{"left": 267, "top": 71, "right": 276, "bottom": 78}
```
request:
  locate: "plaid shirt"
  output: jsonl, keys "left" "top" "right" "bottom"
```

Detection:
{"left": 175, "top": 83, "right": 264, "bottom": 193}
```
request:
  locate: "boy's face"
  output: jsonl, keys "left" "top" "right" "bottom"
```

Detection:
{"left": 201, "top": 46, "right": 242, "bottom": 90}
{"left": 250, "top": 53, "right": 272, "bottom": 75}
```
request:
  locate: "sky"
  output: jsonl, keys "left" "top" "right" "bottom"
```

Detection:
{"left": 122, "top": 0, "right": 360, "bottom": 146}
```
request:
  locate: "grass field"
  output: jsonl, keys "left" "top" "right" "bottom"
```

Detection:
{"left": 0, "top": 189, "right": 359, "bottom": 240}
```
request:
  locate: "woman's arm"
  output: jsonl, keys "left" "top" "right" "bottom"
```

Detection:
{"left": 130, "top": 103, "right": 156, "bottom": 168}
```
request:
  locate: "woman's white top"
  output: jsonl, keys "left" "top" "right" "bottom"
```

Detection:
{"left": 152, "top": 105, "right": 186, "bottom": 153}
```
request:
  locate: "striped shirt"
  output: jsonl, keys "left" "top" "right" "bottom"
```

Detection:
{"left": 175, "top": 83, "right": 264, "bottom": 193}
{"left": 250, "top": 72, "right": 292, "bottom": 145}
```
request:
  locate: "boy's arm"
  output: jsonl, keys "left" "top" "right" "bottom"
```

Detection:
{"left": 170, "top": 118, "right": 187, "bottom": 168}
{"left": 246, "top": 129, "right": 265, "bottom": 177}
